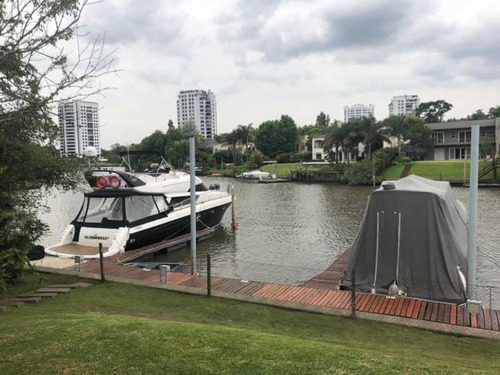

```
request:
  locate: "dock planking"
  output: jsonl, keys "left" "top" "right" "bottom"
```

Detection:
{"left": 59, "top": 242, "right": 499, "bottom": 334}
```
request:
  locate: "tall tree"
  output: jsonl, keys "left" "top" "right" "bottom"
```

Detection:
{"left": 415, "top": 100, "right": 453, "bottom": 123}
{"left": 167, "top": 119, "right": 175, "bottom": 130}
{"left": 237, "top": 123, "right": 253, "bottom": 162}
{"left": 254, "top": 115, "right": 298, "bottom": 158}
{"left": 384, "top": 115, "right": 409, "bottom": 155}
{"left": 0, "top": 0, "right": 114, "bottom": 284}
{"left": 467, "top": 109, "right": 487, "bottom": 120}
{"left": 357, "top": 117, "right": 389, "bottom": 160}
{"left": 488, "top": 106, "right": 500, "bottom": 119}
{"left": 315, "top": 112, "right": 330, "bottom": 128}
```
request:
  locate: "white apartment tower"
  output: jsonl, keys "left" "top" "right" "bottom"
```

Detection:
{"left": 343, "top": 104, "right": 375, "bottom": 122}
{"left": 389, "top": 95, "right": 420, "bottom": 116}
{"left": 58, "top": 101, "right": 100, "bottom": 157}
{"left": 177, "top": 90, "right": 217, "bottom": 139}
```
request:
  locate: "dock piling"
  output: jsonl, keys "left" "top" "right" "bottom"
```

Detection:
{"left": 207, "top": 253, "right": 212, "bottom": 297}
{"left": 99, "top": 243, "right": 105, "bottom": 283}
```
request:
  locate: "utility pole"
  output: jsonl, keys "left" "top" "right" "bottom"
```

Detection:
{"left": 189, "top": 137, "right": 197, "bottom": 275}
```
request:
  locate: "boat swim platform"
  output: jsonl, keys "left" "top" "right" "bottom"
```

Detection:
{"left": 49, "top": 243, "right": 110, "bottom": 256}
{"left": 35, "top": 248, "right": 499, "bottom": 340}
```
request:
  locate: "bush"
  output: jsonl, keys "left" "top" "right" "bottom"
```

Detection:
{"left": 372, "top": 148, "right": 396, "bottom": 173}
{"left": 344, "top": 161, "right": 375, "bottom": 186}
{"left": 247, "top": 151, "right": 264, "bottom": 169}
{"left": 398, "top": 157, "right": 412, "bottom": 164}
{"left": 0, "top": 248, "right": 27, "bottom": 290}
{"left": 403, "top": 145, "right": 426, "bottom": 161}
{"left": 275, "top": 153, "right": 291, "bottom": 163}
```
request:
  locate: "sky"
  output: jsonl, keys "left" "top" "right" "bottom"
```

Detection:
{"left": 75, "top": 0, "right": 500, "bottom": 148}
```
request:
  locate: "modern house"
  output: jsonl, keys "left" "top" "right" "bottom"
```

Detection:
{"left": 177, "top": 89, "right": 217, "bottom": 139}
{"left": 311, "top": 136, "right": 358, "bottom": 162}
{"left": 58, "top": 100, "right": 100, "bottom": 157}
{"left": 388, "top": 95, "right": 420, "bottom": 116}
{"left": 427, "top": 118, "right": 500, "bottom": 160}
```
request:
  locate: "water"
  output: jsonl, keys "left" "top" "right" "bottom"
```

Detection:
{"left": 39, "top": 178, "right": 500, "bottom": 290}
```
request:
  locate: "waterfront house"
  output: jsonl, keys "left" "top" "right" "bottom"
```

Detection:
{"left": 427, "top": 118, "right": 500, "bottom": 160}
{"left": 311, "top": 136, "right": 359, "bottom": 162}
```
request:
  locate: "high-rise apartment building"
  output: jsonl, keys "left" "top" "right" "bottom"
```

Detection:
{"left": 58, "top": 100, "right": 100, "bottom": 157}
{"left": 177, "top": 90, "right": 217, "bottom": 139}
{"left": 388, "top": 95, "right": 420, "bottom": 116}
{"left": 343, "top": 104, "right": 375, "bottom": 122}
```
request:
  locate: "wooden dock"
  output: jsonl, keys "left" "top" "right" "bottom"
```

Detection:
{"left": 302, "top": 248, "right": 351, "bottom": 289}
{"left": 60, "top": 248, "right": 500, "bottom": 336}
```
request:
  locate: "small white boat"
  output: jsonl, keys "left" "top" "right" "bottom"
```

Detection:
{"left": 236, "top": 170, "right": 271, "bottom": 180}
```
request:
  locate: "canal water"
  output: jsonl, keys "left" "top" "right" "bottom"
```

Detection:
{"left": 39, "top": 177, "right": 500, "bottom": 292}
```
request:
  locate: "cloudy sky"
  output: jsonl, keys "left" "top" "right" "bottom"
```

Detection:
{"left": 78, "top": 0, "right": 500, "bottom": 148}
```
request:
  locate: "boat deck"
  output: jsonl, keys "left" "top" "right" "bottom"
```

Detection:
{"left": 48, "top": 243, "right": 109, "bottom": 256}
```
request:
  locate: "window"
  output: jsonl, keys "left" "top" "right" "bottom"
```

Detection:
{"left": 433, "top": 132, "right": 444, "bottom": 144}
{"left": 449, "top": 147, "right": 470, "bottom": 160}
{"left": 80, "top": 197, "right": 124, "bottom": 223}
{"left": 313, "top": 140, "right": 323, "bottom": 149}
{"left": 315, "top": 152, "right": 322, "bottom": 160}
{"left": 451, "top": 133, "right": 456, "bottom": 139}
{"left": 458, "top": 131, "right": 471, "bottom": 143}
{"left": 125, "top": 196, "right": 159, "bottom": 222}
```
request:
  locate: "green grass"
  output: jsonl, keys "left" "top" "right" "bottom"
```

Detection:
{"left": 383, "top": 160, "right": 494, "bottom": 181}
{"left": 261, "top": 163, "right": 303, "bottom": 177}
{"left": 1, "top": 273, "right": 499, "bottom": 374}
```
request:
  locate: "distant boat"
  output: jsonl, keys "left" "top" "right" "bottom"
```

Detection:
{"left": 257, "top": 174, "right": 291, "bottom": 184}
{"left": 236, "top": 170, "right": 271, "bottom": 180}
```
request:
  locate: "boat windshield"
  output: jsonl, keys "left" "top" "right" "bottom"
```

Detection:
{"left": 77, "top": 194, "right": 170, "bottom": 224}
{"left": 78, "top": 197, "right": 124, "bottom": 223}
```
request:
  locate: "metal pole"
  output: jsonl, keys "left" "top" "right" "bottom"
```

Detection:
{"left": 396, "top": 212, "right": 401, "bottom": 285}
{"left": 231, "top": 184, "right": 237, "bottom": 229}
{"left": 468, "top": 126, "right": 479, "bottom": 304}
{"left": 207, "top": 254, "right": 211, "bottom": 297}
{"left": 189, "top": 137, "right": 197, "bottom": 275}
{"left": 372, "top": 211, "right": 381, "bottom": 294}
{"left": 99, "top": 242, "right": 105, "bottom": 283}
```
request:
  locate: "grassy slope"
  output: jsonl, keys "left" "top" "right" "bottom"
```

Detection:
{"left": 383, "top": 160, "right": 494, "bottom": 181}
{"left": 261, "top": 163, "right": 303, "bottom": 177}
{"left": 1, "top": 273, "right": 499, "bottom": 374}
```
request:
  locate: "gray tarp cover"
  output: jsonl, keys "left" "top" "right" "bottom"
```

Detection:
{"left": 340, "top": 175, "right": 468, "bottom": 303}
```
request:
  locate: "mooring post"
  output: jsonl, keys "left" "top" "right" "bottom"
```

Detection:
{"left": 99, "top": 242, "right": 105, "bottom": 283}
{"left": 231, "top": 184, "right": 237, "bottom": 229}
{"left": 351, "top": 269, "right": 356, "bottom": 318}
{"left": 207, "top": 253, "right": 212, "bottom": 297}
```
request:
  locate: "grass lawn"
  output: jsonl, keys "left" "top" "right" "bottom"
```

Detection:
{"left": 1, "top": 272, "right": 499, "bottom": 374}
{"left": 261, "top": 162, "right": 303, "bottom": 177}
{"left": 383, "top": 160, "right": 494, "bottom": 181}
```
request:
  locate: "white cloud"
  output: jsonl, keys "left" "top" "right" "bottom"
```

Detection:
{"left": 75, "top": 0, "right": 500, "bottom": 147}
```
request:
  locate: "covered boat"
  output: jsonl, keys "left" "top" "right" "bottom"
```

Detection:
{"left": 340, "top": 175, "right": 468, "bottom": 304}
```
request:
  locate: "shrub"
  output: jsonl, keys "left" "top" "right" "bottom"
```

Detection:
{"left": 275, "top": 153, "right": 291, "bottom": 163}
{"left": 398, "top": 157, "right": 412, "bottom": 164}
{"left": 0, "top": 248, "right": 27, "bottom": 290}
{"left": 344, "top": 161, "right": 375, "bottom": 186}
{"left": 247, "top": 151, "right": 264, "bottom": 169}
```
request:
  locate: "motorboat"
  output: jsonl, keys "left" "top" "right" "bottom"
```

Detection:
{"left": 236, "top": 170, "right": 271, "bottom": 180}
{"left": 45, "top": 170, "right": 232, "bottom": 259}
{"left": 86, "top": 150, "right": 205, "bottom": 194}
{"left": 257, "top": 174, "right": 292, "bottom": 184}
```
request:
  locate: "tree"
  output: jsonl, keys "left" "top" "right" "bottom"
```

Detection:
{"left": 167, "top": 119, "right": 175, "bottom": 130}
{"left": 0, "top": 0, "right": 114, "bottom": 286}
{"left": 415, "top": 100, "right": 453, "bottom": 123}
{"left": 315, "top": 112, "right": 330, "bottom": 128}
{"left": 467, "top": 109, "right": 487, "bottom": 120}
{"left": 356, "top": 117, "right": 389, "bottom": 160}
{"left": 488, "top": 106, "right": 500, "bottom": 119}
{"left": 237, "top": 123, "right": 253, "bottom": 162}
{"left": 323, "top": 121, "right": 361, "bottom": 164}
{"left": 254, "top": 115, "right": 298, "bottom": 158}
{"left": 179, "top": 120, "right": 199, "bottom": 138}
{"left": 384, "top": 115, "right": 409, "bottom": 155}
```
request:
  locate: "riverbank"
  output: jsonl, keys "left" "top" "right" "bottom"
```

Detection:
{"left": 208, "top": 160, "right": 499, "bottom": 184}
{"left": 1, "top": 272, "right": 499, "bottom": 374}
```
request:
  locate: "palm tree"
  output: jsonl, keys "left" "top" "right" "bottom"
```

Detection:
{"left": 357, "top": 117, "right": 390, "bottom": 160}
{"left": 384, "top": 115, "right": 409, "bottom": 156}
{"left": 237, "top": 123, "right": 253, "bottom": 162}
